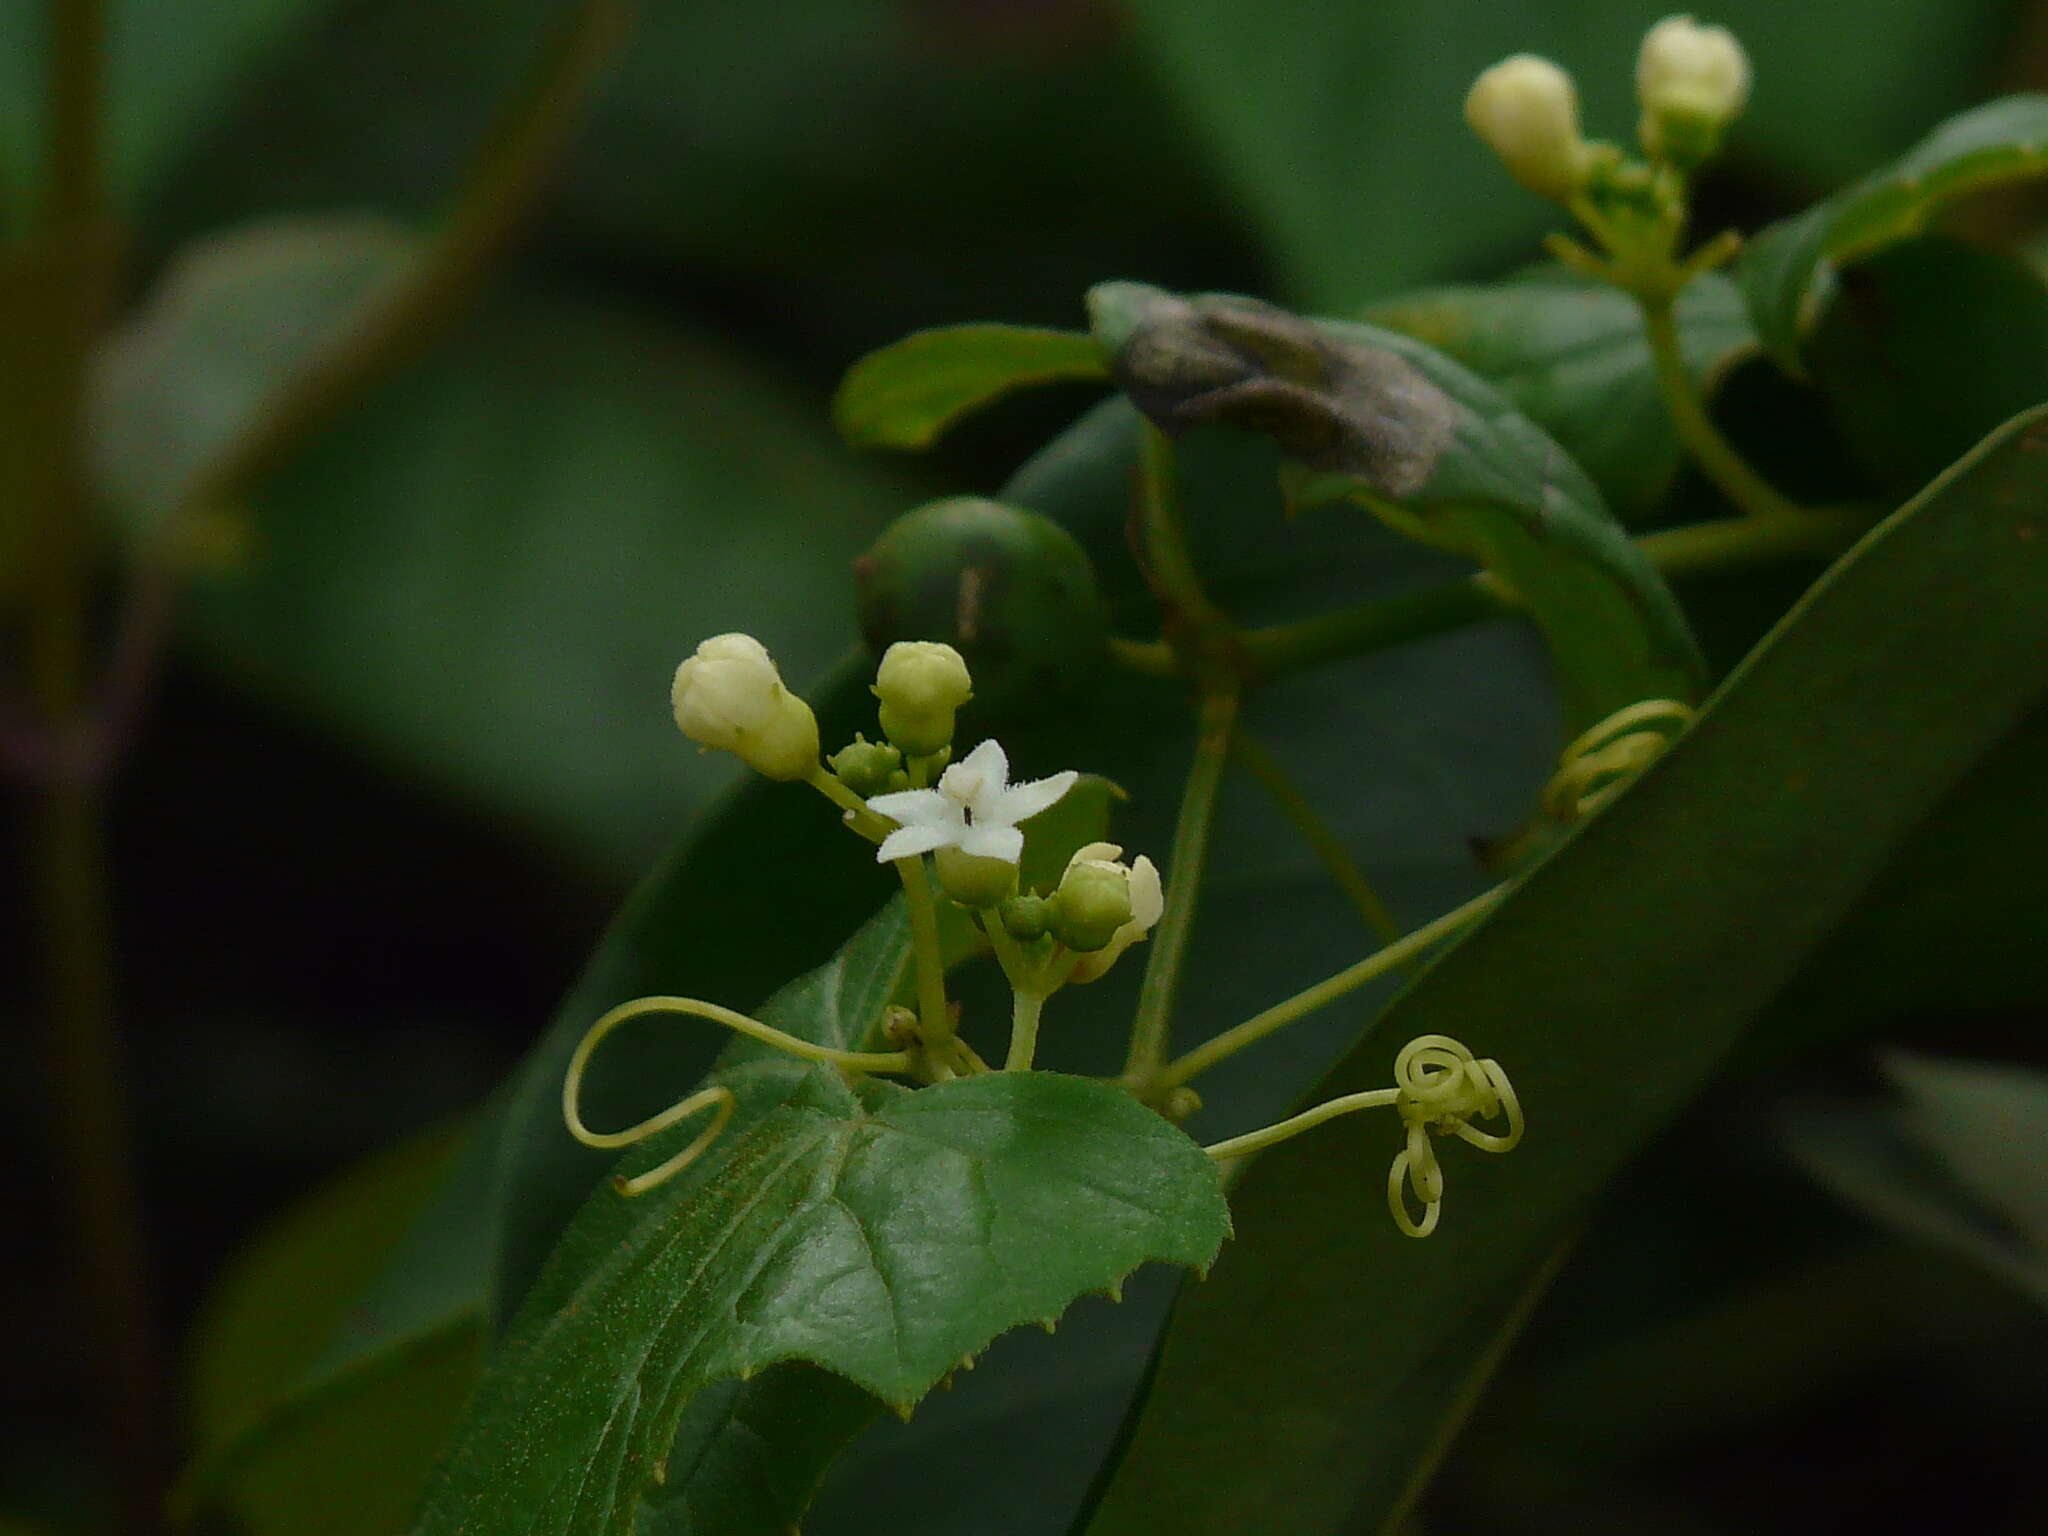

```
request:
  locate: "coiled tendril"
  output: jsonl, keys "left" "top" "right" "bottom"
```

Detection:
{"left": 562, "top": 995, "right": 913, "bottom": 1196}
{"left": 1385, "top": 1033, "right": 1524, "bottom": 1237}
{"left": 1202, "top": 1032, "right": 1523, "bottom": 1237}
{"left": 1542, "top": 697, "right": 1695, "bottom": 823}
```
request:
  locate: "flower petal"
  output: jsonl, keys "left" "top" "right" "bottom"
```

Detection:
{"left": 958, "top": 822, "right": 1024, "bottom": 864}
{"left": 867, "top": 788, "right": 951, "bottom": 825}
{"left": 995, "top": 769, "right": 1078, "bottom": 825}
{"left": 876, "top": 823, "right": 952, "bottom": 862}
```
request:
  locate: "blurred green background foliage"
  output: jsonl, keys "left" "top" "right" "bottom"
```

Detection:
{"left": 3, "top": 1, "right": 2045, "bottom": 1533}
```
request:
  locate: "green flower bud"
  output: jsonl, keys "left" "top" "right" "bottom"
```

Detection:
{"left": 873, "top": 640, "right": 973, "bottom": 756}
{"left": 1636, "top": 15, "right": 1750, "bottom": 167}
{"left": 1051, "top": 849, "right": 1135, "bottom": 953}
{"left": 827, "top": 734, "right": 903, "bottom": 798}
{"left": 856, "top": 497, "right": 1110, "bottom": 722}
{"left": 999, "top": 892, "right": 1051, "bottom": 942}
{"left": 935, "top": 845, "right": 1017, "bottom": 909}
{"left": 1464, "top": 55, "right": 1591, "bottom": 202}
{"left": 670, "top": 632, "right": 820, "bottom": 782}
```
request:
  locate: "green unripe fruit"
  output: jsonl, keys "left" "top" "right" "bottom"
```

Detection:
{"left": 827, "top": 735, "right": 902, "bottom": 798}
{"left": 1051, "top": 859, "right": 1134, "bottom": 952}
{"left": 855, "top": 497, "right": 1110, "bottom": 721}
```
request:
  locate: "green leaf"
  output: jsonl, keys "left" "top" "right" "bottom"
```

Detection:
{"left": 1084, "top": 404, "right": 2048, "bottom": 1535}
{"left": 95, "top": 217, "right": 913, "bottom": 875}
{"left": 1090, "top": 281, "right": 1705, "bottom": 729}
{"left": 1787, "top": 1053, "right": 2048, "bottom": 1308}
{"left": 0, "top": 0, "right": 336, "bottom": 216}
{"left": 1742, "top": 94, "right": 2048, "bottom": 373}
{"left": 177, "top": 1124, "right": 488, "bottom": 1536}
{"left": 408, "top": 1066, "right": 1229, "bottom": 1535}
{"left": 1311, "top": 318, "right": 1707, "bottom": 729}
{"left": 91, "top": 214, "right": 415, "bottom": 539}
{"left": 833, "top": 325, "right": 1108, "bottom": 450}
{"left": 1807, "top": 236, "right": 2048, "bottom": 496}
{"left": 345, "top": 394, "right": 1560, "bottom": 1534}
{"left": 1121, "top": 0, "right": 2014, "bottom": 308}
{"left": 1366, "top": 268, "right": 1757, "bottom": 521}
{"left": 1765, "top": 699, "right": 2048, "bottom": 1044}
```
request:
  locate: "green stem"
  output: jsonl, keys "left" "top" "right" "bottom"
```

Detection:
{"left": 1640, "top": 295, "right": 1807, "bottom": 523}
{"left": 1137, "top": 424, "right": 1236, "bottom": 646}
{"left": 15, "top": 4, "right": 171, "bottom": 1530}
{"left": 1160, "top": 884, "right": 1504, "bottom": 1091}
{"left": 1200, "top": 1086, "right": 1400, "bottom": 1161}
{"left": 1005, "top": 989, "right": 1046, "bottom": 1071}
{"left": 806, "top": 766, "right": 891, "bottom": 841}
{"left": 892, "top": 855, "right": 954, "bottom": 1064}
{"left": 1108, "top": 504, "right": 1868, "bottom": 684}
{"left": 1122, "top": 682, "right": 1240, "bottom": 1091}
{"left": 1231, "top": 731, "right": 1403, "bottom": 946}
{"left": 1633, "top": 504, "right": 1866, "bottom": 578}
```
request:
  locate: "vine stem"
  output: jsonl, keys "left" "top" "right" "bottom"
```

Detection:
{"left": 892, "top": 855, "right": 955, "bottom": 1071}
{"left": 1121, "top": 682, "right": 1240, "bottom": 1093}
{"left": 1639, "top": 295, "right": 1808, "bottom": 523}
{"left": 1159, "top": 884, "right": 1505, "bottom": 1092}
{"left": 1200, "top": 1086, "right": 1400, "bottom": 1161}
{"left": 19, "top": 1, "right": 171, "bottom": 1530}
{"left": 1107, "top": 505, "right": 1865, "bottom": 682}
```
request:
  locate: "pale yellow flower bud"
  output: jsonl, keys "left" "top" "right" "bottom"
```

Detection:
{"left": 1636, "top": 15, "right": 1750, "bottom": 165}
{"left": 1464, "top": 55, "right": 1590, "bottom": 201}
{"left": 873, "top": 640, "right": 973, "bottom": 757}
{"left": 670, "top": 632, "right": 820, "bottom": 781}
{"left": 1066, "top": 847, "right": 1165, "bottom": 983}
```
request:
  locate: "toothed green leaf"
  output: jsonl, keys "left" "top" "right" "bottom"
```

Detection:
{"left": 407, "top": 1068, "right": 1228, "bottom": 1535}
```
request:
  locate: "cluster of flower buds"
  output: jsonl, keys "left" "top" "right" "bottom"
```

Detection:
{"left": 670, "top": 631, "right": 1163, "bottom": 986}
{"left": 1464, "top": 13, "right": 1750, "bottom": 203}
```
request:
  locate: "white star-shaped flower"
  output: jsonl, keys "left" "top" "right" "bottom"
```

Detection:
{"left": 867, "top": 739, "right": 1077, "bottom": 865}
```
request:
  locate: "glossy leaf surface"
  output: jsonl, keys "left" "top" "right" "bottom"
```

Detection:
{"left": 408, "top": 1067, "right": 1228, "bottom": 1535}
{"left": 1807, "top": 236, "right": 2048, "bottom": 496}
{"left": 1085, "top": 405, "right": 2048, "bottom": 1535}
{"left": 1366, "top": 269, "right": 1756, "bottom": 520}
{"left": 1742, "top": 94, "right": 2048, "bottom": 371}
{"left": 1090, "top": 282, "right": 1704, "bottom": 729}
{"left": 833, "top": 324, "right": 1108, "bottom": 450}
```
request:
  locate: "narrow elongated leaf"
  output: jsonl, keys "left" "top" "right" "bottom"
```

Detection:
{"left": 834, "top": 324, "right": 1108, "bottom": 450}
{"left": 1090, "top": 281, "right": 1705, "bottom": 729}
{"left": 1366, "top": 269, "right": 1756, "bottom": 520}
{"left": 1742, "top": 94, "right": 2048, "bottom": 371}
{"left": 408, "top": 1067, "right": 1229, "bottom": 1535}
{"left": 1085, "top": 404, "right": 2048, "bottom": 1535}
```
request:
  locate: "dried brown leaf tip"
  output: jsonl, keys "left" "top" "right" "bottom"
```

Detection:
{"left": 1087, "top": 282, "right": 1455, "bottom": 498}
